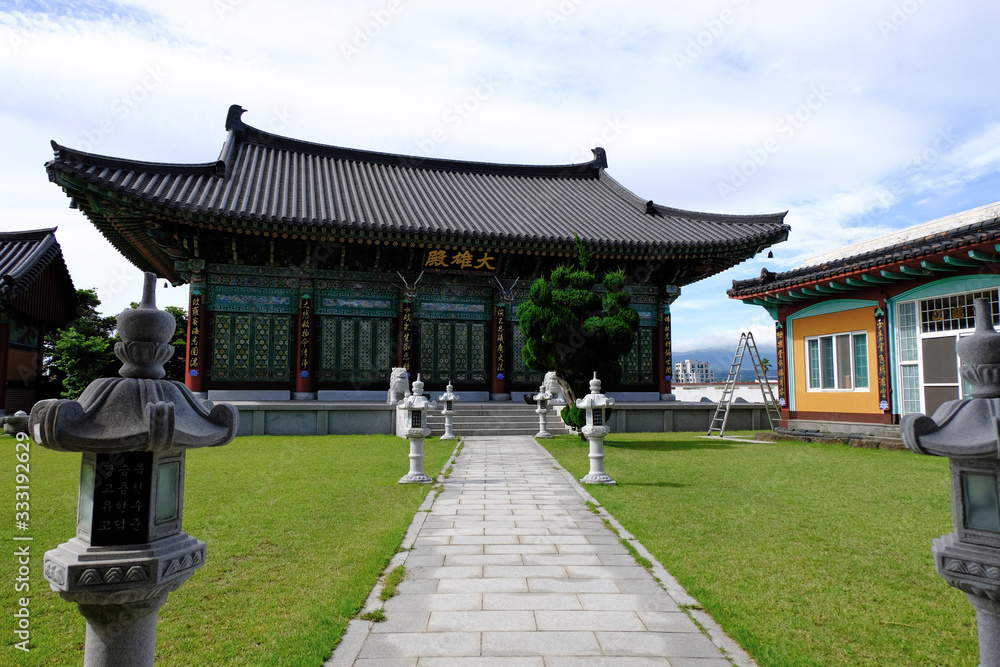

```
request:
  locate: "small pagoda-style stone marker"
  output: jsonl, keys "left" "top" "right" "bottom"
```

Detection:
{"left": 902, "top": 297, "right": 1000, "bottom": 667}
{"left": 576, "top": 372, "right": 615, "bottom": 485}
{"left": 533, "top": 383, "right": 553, "bottom": 439}
{"left": 397, "top": 374, "right": 436, "bottom": 483}
{"left": 30, "top": 272, "right": 237, "bottom": 667}
{"left": 438, "top": 380, "right": 460, "bottom": 440}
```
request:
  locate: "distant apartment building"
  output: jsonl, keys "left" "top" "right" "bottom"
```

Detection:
{"left": 674, "top": 359, "right": 715, "bottom": 383}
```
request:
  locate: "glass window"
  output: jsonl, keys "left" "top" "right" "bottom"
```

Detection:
{"left": 901, "top": 365, "right": 921, "bottom": 414}
{"left": 805, "top": 331, "right": 869, "bottom": 391}
{"left": 808, "top": 339, "right": 820, "bottom": 389}
{"left": 820, "top": 336, "right": 834, "bottom": 389}
{"left": 898, "top": 302, "right": 918, "bottom": 362}
{"left": 853, "top": 333, "right": 869, "bottom": 388}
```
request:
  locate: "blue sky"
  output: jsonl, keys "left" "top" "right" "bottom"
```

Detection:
{"left": 2, "top": 0, "right": 1000, "bottom": 353}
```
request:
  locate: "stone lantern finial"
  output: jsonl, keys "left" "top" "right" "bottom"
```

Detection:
{"left": 957, "top": 298, "right": 1000, "bottom": 399}
{"left": 115, "top": 272, "right": 178, "bottom": 380}
{"left": 589, "top": 372, "right": 602, "bottom": 395}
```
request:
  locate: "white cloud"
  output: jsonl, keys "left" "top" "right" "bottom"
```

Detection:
{"left": 1, "top": 0, "right": 999, "bottom": 334}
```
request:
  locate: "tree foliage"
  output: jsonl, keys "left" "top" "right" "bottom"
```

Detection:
{"left": 517, "top": 239, "right": 639, "bottom": 428}
{"left": 44, "top": 289, "right": 188, "bottom": 399}
{"left": 44, "top": 289, "right": 118, "bottom": 399}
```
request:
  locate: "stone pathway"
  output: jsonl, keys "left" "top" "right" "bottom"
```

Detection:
{"left": 327, "top": 435, "right": 754, "bottom": 667}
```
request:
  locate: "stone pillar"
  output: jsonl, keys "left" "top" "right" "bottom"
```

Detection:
{"left": 184, "top": 281, "right": 206, "bottom": 395}
{"left": 293, "top": 289, "right": 315, "bottom": 400}
{"left": 490, "top": 304, "right": 509, "bottom": 401}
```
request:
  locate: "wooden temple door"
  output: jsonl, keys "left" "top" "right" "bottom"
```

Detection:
{"left": 319, "top": 316, "right": 394, "bottom": 385}
{"left": 417, "top": 319, "right": 487, "bottom": 385}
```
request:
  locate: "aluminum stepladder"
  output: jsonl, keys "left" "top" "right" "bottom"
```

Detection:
{"left": 707, "top": 332, "right": 782, "bottom": 436}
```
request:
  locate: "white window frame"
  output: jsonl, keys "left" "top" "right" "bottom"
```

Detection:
{"left": 804, "top": 330, "right": 870, "bottom": 392}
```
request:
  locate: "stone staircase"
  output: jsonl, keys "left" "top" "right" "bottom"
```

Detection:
{"left": 425, "top": 402, "right": 569, "bottom": 437}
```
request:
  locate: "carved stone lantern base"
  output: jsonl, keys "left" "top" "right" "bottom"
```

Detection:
{"left": 43, "top": 532, "right": 206, "bottom": 667}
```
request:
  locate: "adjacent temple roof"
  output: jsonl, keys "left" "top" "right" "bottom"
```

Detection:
{"left": 46, "top": 104, "right": 789, "bottom": 284}
{"left": 728, "top": 201, "right": 1000, "bottom": 306}
{"left": 0, "top": 228, "right": 77, "bottom": 327}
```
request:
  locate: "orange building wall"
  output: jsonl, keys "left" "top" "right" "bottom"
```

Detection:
{"left": 792, "top": 307, "right": 879, "bottom": 415}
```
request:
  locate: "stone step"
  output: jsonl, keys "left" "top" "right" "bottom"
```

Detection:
{"left": 425, "top": 406, "right": 569, "bottom": 436}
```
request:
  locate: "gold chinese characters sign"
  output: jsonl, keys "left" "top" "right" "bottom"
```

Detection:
{"left": 188, "top": 293, "right": 202, "bottom": 371}
{"left": 424, "top": 249, "right": 496, "bottom": 271}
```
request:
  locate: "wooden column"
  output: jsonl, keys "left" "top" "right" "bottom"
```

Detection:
{"left": 657, "top": 308, "right": 673, "bottom": 397}
{"left": 184, "top": 285, "right": 206, "bottom": 393}
{"left": 490, "top": 304, "right": 508, "bottom": 400}
{"left": 875, "top": 303, "right": 892, "bottom": 423}
{"left": 0, "top": 321, "right": 8, "bottom": 414}
{"left": 399, "top": 300, "right": 413, "bottom": 373}
{"left": 294, "top": 291, "right": 314, "bottom": 397}
{"left": 775, "top": 319, "right": 789, "bottom": 425}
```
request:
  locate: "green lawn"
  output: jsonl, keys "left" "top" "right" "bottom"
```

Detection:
{"left": 1, "top": 434, "right": 453, "bottom": 666}
{"left": 539, "top": 432, "right": 979, "bottom": 667}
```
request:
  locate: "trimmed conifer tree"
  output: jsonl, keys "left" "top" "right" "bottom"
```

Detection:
{"left": 517, "top": 238, "right": 639, "bottom": 428}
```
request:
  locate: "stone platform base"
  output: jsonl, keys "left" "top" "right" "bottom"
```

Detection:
{"left": 217, "top": 400, "right": 772, "bottom": 437}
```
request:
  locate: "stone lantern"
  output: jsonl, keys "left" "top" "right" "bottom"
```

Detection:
{"left": 533, "top": 383, "right": 553, "bottom": 439}
{"left": 30, "top": 273, "right": 237, "bottom": 667}
{"left": 576, "top": 373, "right": 615, "bottom": 485}
{"left": 397, "top": 374, "right": 436, "bottom": 484}
{"left": 438, "top": 380, "right": 460, "bottom": 440}
{"left": 902, "top": 297, "right": 1000, "bottom": 666}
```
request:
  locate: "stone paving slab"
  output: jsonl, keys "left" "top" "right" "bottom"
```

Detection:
{"left": 326, "top": 435, "right": 756, "bottom": 667}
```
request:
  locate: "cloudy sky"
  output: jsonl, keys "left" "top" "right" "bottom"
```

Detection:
{"left": 3, "top": 0, "right": 1000, "bottom": 354}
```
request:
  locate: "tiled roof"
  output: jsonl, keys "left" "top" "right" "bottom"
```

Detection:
{"left": 0, "top": 228, "right": 68, "bottom": 299}
{"left": 46, "top": 105, "right": 789, "bottom": 256}
{"left": 728, "top": 213, "right": 1000, "bottom": 299}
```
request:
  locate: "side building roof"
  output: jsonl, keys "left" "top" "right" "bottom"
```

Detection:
{"left": 46, "top": 104, "right": 789, "bottom": 285}
{"left": 728, "top": 201, "right": 1000, "bottom": 306}
{"left": 0, "top": 228, "right": 77, "bottom": 327}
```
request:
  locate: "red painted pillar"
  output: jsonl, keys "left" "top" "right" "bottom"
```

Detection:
{"left": 295, "top": 293, "right": 314, "bottom": 396}
{"left": 399, "top": 301, "right": 413, "bottom": 374}
{"left": 490, "top": 304, "right": 508, "bottom": 400}
{"left": 184, "top": 286, "right": 206, "bottom": 393}
{"left": 657, "top": 308, "right": 672, "bottom": 398}
{"left": 775, "top": 319, "right": 789, "bottom": 425}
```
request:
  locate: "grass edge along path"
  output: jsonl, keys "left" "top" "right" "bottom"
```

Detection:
{"left": 0, "top": 434, "right": 453, "bottom": 666}
{"left": 538, "top": 432, "right": 979, "bottom": 667}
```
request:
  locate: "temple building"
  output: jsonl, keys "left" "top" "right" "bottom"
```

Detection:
{"left": 46, "top": 104, "right": 788, "bottom": 402}
{"left": 0, "top": 228, "right": 77, "bottom": 414}
{"left": 729, "top": 200, "right": 1000, "bottom": 435}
